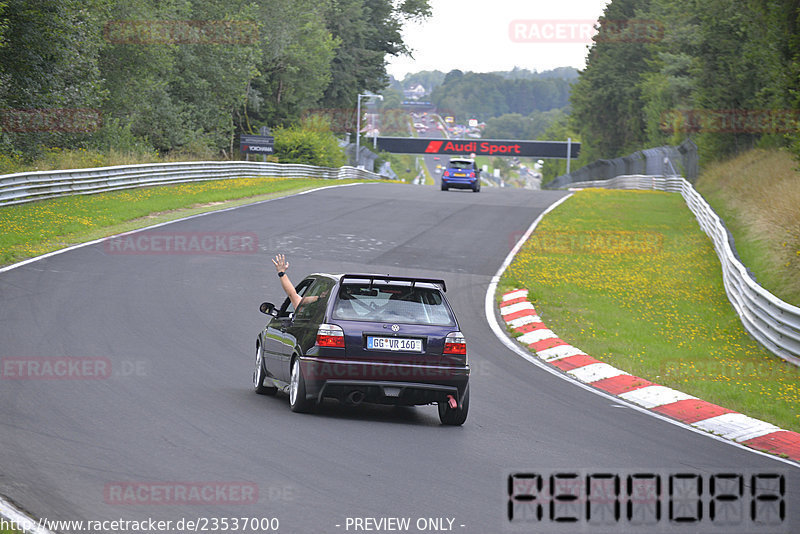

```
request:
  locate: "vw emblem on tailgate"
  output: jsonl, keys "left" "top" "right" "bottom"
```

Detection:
{"left": 391, "top": 324, "right": 400, "bottom": 332}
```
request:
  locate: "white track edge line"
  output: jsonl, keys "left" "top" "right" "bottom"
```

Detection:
{"left": 0, "top": 181, "right": 372, "bottom": 529}
{"left": 483, "top": 192, "right": 799, "bottom": 469}
{"left": 0, "top": 181, "right": 368, "bottom": 274}
{"left": 0, "top": 497, "right": 55, "bottom": 534}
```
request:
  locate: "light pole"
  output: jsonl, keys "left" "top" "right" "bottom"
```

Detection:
{"left": 355, "top": 93, "right": 383, "bottom": 168}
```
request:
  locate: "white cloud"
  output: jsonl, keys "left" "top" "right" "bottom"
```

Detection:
{"left": 387, "top": 0, "right": 611, "bottom": 79}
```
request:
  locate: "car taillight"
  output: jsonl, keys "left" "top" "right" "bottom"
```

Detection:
{"left": 468, "top": 171, "right": 474, "bottom": 178}
{"left": 316, "top": 324, "right": 345, "bottom": 348}
{"left": 443, "top": 170, "right": 449, "bottom": 177}
{"left": 443, "top": 331, "right": 466, "bottom": 355}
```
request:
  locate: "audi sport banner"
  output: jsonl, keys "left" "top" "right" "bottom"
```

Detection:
{"left": 375, "top": 137, "right": 580, "bottom": 158}
{"left": 240, "top": 134, "right": 274, "bottom": 155}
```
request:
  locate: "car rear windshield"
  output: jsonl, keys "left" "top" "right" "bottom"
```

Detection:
{"left": 332, "top": 283, "right": 456, "bottom": 326}
{"left": 448, "top": 160, "right": 473, "bottom": 170}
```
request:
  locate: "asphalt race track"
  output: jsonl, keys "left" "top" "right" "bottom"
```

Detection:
{"left": 1, "top": 183, "right": 797, "bottom": 533}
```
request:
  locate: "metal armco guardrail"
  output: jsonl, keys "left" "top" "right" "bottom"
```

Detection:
{"left": 547, "top": 139, "right": 699, "bottom": 189}
{"left": 0, "top": 161, "right": 386, "bottom": 206}
{"left": 563, "top": 174, "right": 800, "bottom": 367}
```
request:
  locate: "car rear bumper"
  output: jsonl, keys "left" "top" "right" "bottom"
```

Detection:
{"left": 442, "top": 177, "right": 477, "bottom": 188}
{"left": 299, "top": 357, "right": 470, "bottom": 406}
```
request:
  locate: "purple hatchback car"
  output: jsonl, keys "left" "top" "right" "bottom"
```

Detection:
{"left": 254, "top": 274, "right": 470, "bottom": 425}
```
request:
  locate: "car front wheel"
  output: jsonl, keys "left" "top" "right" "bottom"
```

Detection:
{"left": 438, "top": 384, "right": 469, "bottom": 425}
{"left": 253, "top": 343, "right": 277, "bottom": 395}
{"left": 289, "top": 358, "right": 314, "bottom": 413}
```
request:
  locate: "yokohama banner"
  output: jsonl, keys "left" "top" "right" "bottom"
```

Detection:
{"left": 375, "top": 137, "right": 580, "bottom": 158}
{"left": 240, "top": 134, "right": 274, "bottom": 155}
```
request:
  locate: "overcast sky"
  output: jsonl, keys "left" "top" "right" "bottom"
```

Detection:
{"left": 387, "top": 0, "right": 612, "bottom": 79}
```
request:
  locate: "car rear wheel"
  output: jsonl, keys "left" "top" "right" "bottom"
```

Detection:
{"left": 253, "top": 344, "right": 277, "bottom": 396}
{"left": 441, "top": 183, "right": 448, "bottom": 191}
{"left": 438, "top": 384, "right": 469, "bottom": 425}
{"left": 289, "top": 358, "right": 314, "bottom": 413}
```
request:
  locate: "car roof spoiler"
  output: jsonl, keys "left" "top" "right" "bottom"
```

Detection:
{"left": 340, "top": 274, "right": 447, "bottom": 293}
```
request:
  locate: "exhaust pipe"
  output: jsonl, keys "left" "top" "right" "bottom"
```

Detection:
{"left": 346, "top": 390, "right": 365, "bottom": 406}
{"left": 447, "top": 395, "right": 458, "bottom": 409}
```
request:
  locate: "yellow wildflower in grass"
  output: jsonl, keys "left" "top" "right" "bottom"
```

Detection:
{"left": 0, "top": 176, "right": 360, "bottom": 266}
{"left": 502, "top": 189, "right": 800, "bottom": 432}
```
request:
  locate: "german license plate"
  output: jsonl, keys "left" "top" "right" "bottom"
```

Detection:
{"left": 367, "top": 336, "right": 422, "bottom": 352}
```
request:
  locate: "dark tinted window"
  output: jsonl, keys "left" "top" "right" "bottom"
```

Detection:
{"left": 294, "top": 278, "right": 335, "bottom": 322}
{"left": 279, "top": 278, "right": 313, "bottom": 317}
{"left": 448, "top": 160, "right": 474, "bottom": 170}
{"left": 332, "top": 283, "right": 455, "bottom": 326}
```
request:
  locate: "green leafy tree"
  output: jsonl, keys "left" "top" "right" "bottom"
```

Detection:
{"left": 402, "top": 70, "right": 445, "bottom": 92}
{"left": 690, "top": 0, "right": 768, "bottom": 158}
{"left": 483, "top": 109, "right": 567, "bottom": 140}
{"left": 321, "top": 0, "right": 431, "bottom": 109}
{"left": 569, "top": 0, "right": 653, "bottom": 161}
{"left": 540, "top": 111, "right": 581, "bottom": 184}
{"left": 570, "top": 0, "right": 800, "bottom": 165}
{"left": 272, "top": 114, "right": 345, "bottom": 167}
{"left": 0, "top": 0, "right": 10, "bottom": 150}
{"left": 0, "top": 0, "right": 436, "bottom": 162}
{"left": 379, "top": 87, "right": 404, "bottom": 110}
{"left": 0, "top": 0, "right": 110, "bottom": 157}
{"left": 431, "top": 71, "right": 572, "bottom": 122}
{"left": 99, "top": 0, "right": 187, "bottom": 152}
{"left": 691, "top": 0, "right": 800, "bottom": 160}
{"left": 242, "top": 0, "right": 337, "bottom": 131}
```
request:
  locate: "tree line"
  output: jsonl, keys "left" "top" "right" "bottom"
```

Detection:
{"left": 0, "top": 0, "right": 431, "bottom": 162}
{"left": 429, "top": 69, "right": 575, "bottom": 123}
{"left": 570, "top": 0, "right": 800, "bottom": 165}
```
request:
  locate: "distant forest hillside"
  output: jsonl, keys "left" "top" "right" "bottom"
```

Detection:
{"left": 394, "top": 67, "right": 578, "bottom": 95}
{"left": 390, "top": 67, "right": 578, "bottom": 123}
{"left": 430, "top": 70, "right": 573, "bottom": 121}
{"left": 384, "top": 67, "right": 579, "bottom": 144}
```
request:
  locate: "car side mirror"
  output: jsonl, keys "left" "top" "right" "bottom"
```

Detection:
{"left": 259, "top": 302, "right": 278, "bottom": 316}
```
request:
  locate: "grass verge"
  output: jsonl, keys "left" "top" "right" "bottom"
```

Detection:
{"left": 383, "top": 153, "right": 421, "bottom": 183}
{"left": 0, "top": 177, "right": 386, "bottom": 267}
{"left": 499, "top": 188, "right": 800, "bottom": 432}
{"left": 695, "top": 148, "right": 800, "bottom": 306}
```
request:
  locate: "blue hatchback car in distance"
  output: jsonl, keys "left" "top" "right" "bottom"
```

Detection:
{"left": 441, "top": 157, "right": 481, "bottom": 192}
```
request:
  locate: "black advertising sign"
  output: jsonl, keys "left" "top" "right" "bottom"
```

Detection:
{"left": 240, "top": 134, "right": 274, "bottom": 155}
{"left": 375, "top": 137, "right": 580, "bottom": 158}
